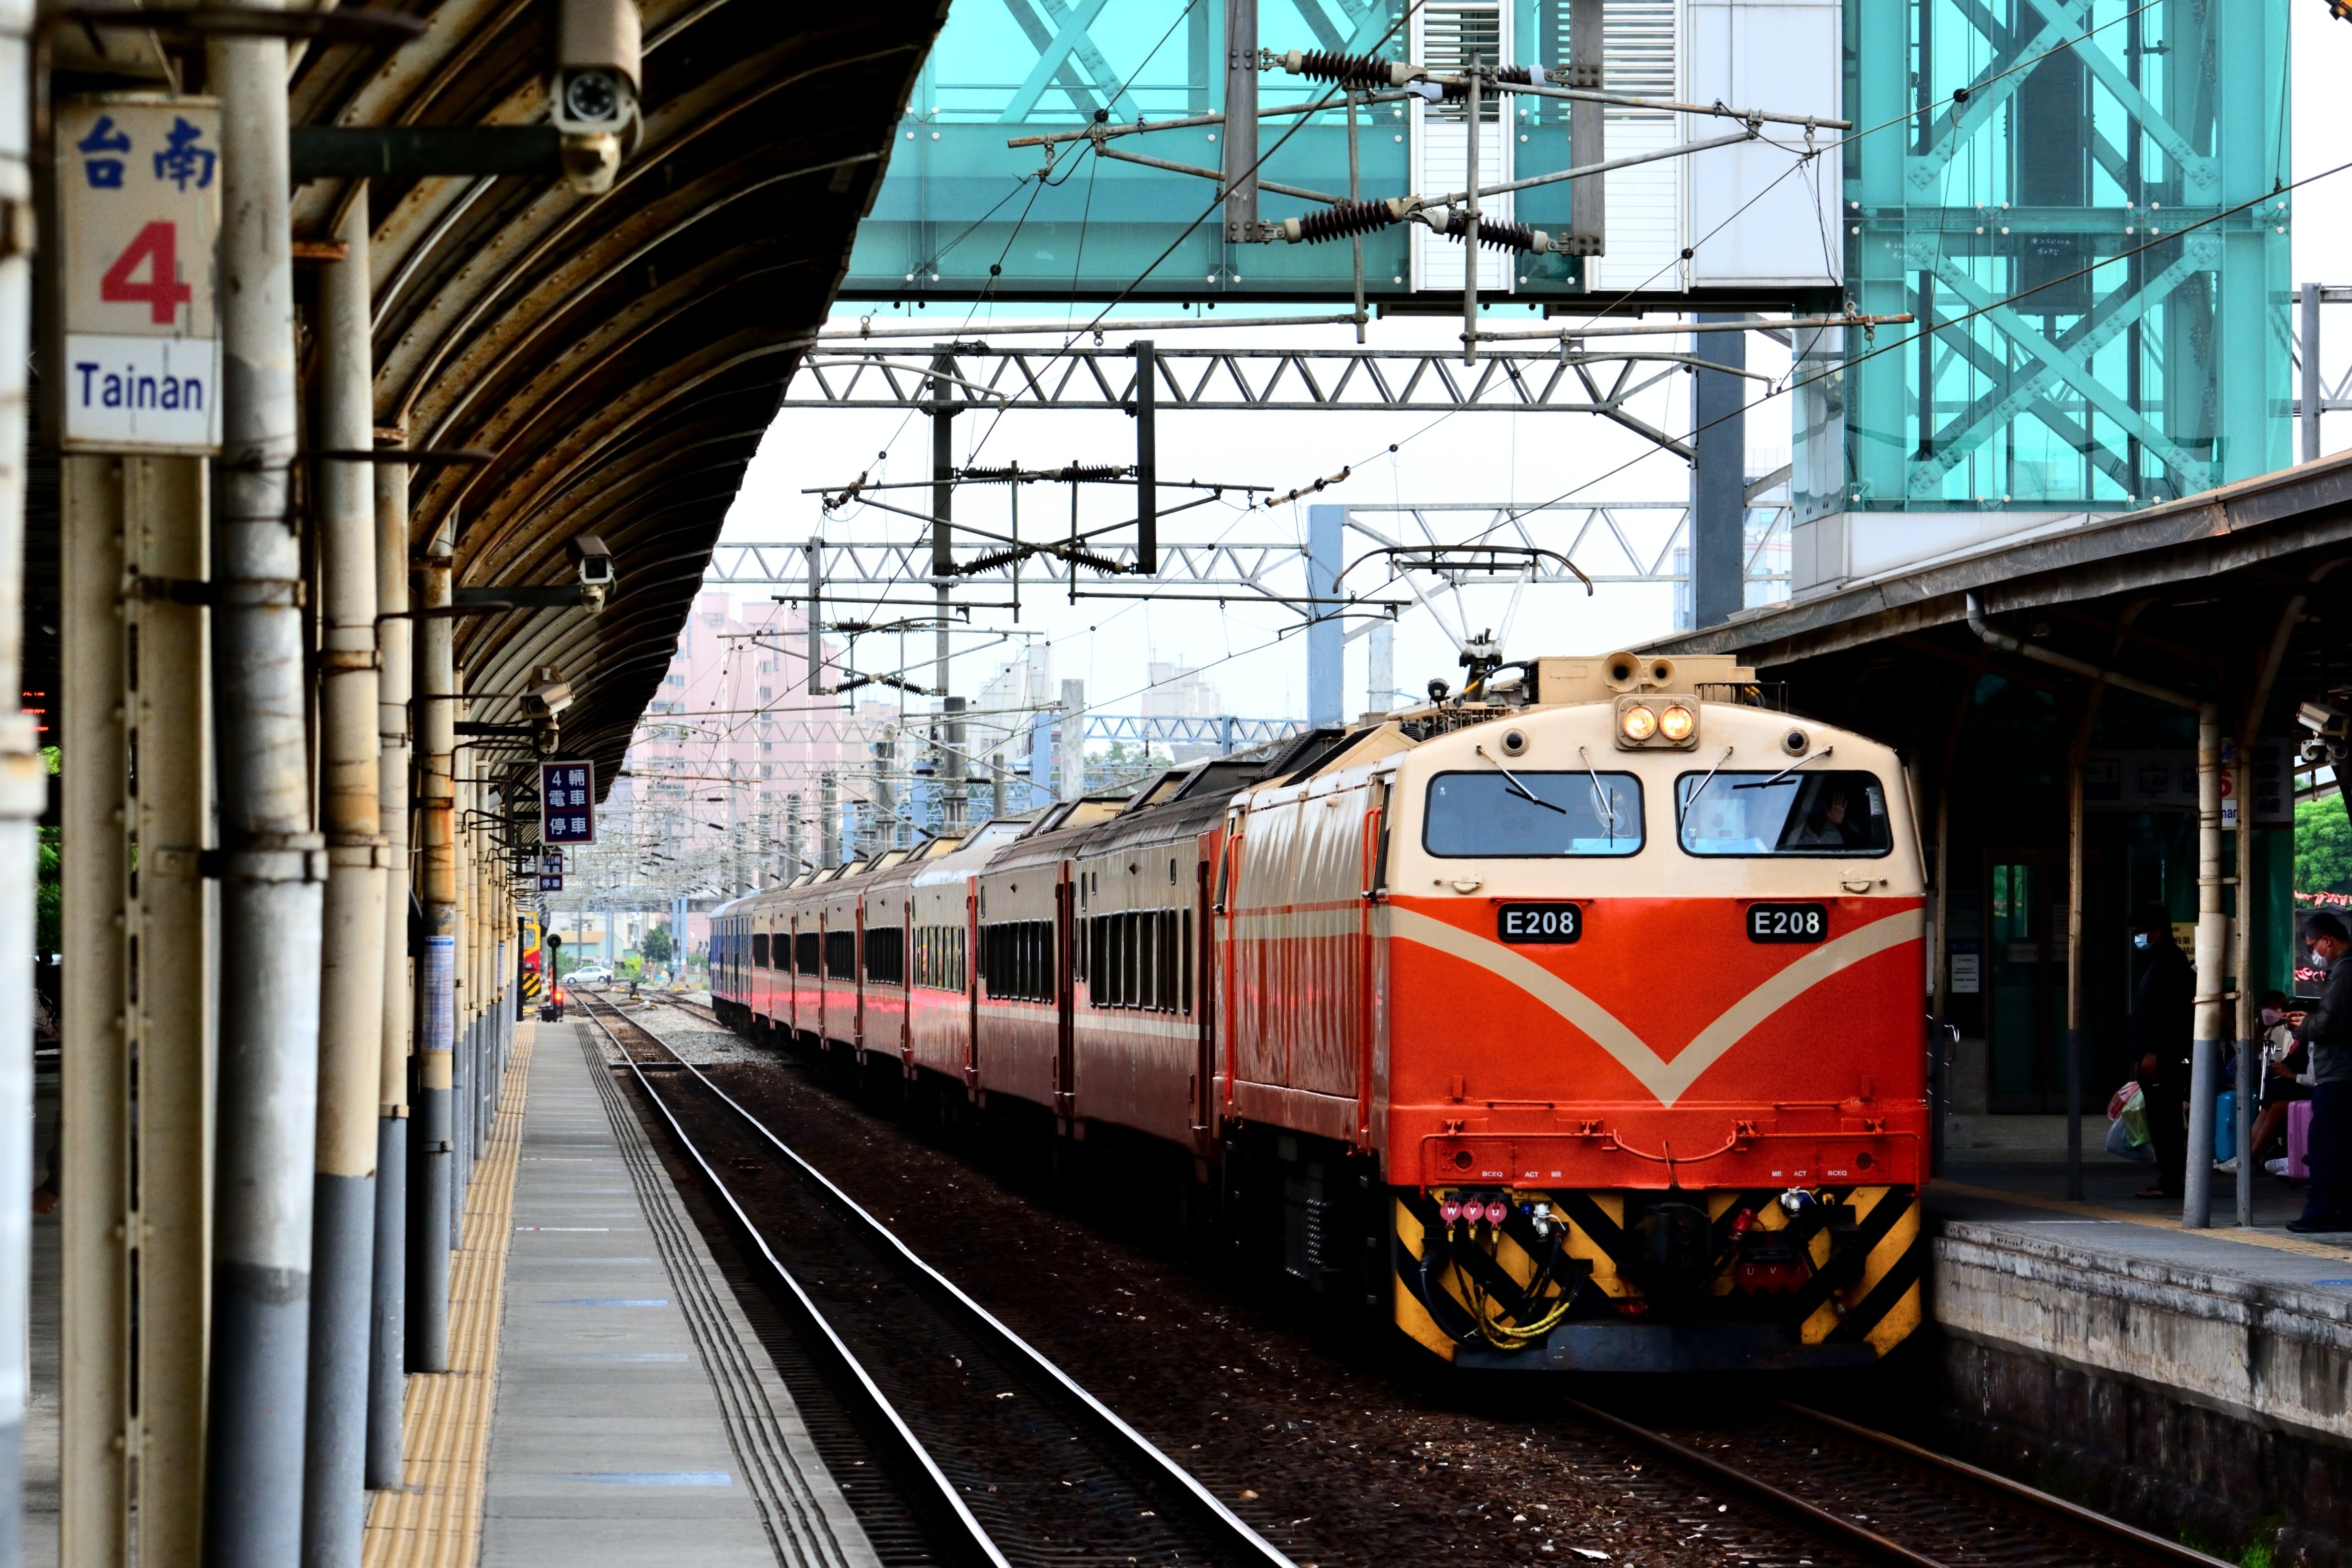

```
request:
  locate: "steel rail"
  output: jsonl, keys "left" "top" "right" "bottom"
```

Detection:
{"left": 1778, "top": 1404, "right": 2232, "bottom": 1568}
{"left": 574, "top": 993, "right": 1295, "bottom": 1568}
{"left": 1565, "top": 1400, "right": 1947, "bottom": 1568}
{"left": 570, "top": 997, "right": 1010, "bottom": 1568}
{"left": 1569, "top": 1398, "right": 2233, "bottom": 1568}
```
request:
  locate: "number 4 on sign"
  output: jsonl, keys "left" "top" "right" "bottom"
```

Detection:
{"left": 100, "top": 221, "right": 192, "bottom": 325}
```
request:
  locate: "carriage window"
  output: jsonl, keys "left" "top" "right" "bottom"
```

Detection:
{"left": 751, "top": 933, "right": 769, "bottom": 969}
{"left": 863, "top": 926, "right": 904, "bottom": 985}
{"left": 1675, "top": 770, "right": 1892, "bottom": 858}
{"left": 913, "top": 925, "right": 966, "bottom": 991}
{"left": 824, "top": 930, "right": 857, "bottom": 978}
{"left": 1422, "top": 771, "right": 1643, "bottom": 857}
{"left": 1086, "top": 910, "right": 1188, "bottom": 1012}
{"left": 795, "top": 932, "right": 820, "bottom": 976}
{"left": 983, "top": 921, "right": 1054, "bottom": 1003}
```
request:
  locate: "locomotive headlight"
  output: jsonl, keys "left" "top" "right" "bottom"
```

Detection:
{"left": 1659, "top": 704, "right": 1696, "bottom": 742}
{"left": 1620, "top": 704, "right": 1658, "bottom": 742}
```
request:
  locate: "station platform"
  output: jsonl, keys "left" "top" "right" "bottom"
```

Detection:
{"left": 1924, "top": 1115, "right": 2352, "bottom": 1557}
{"left": 361, "top": 1020, "right": 876, "bottom": 1568}
{"left": 17, "top": 1016, "right": 879, "bottom": 1568}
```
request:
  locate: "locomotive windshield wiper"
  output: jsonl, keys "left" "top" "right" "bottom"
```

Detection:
{"left": 1735, "top": 743, "right": 1834, "bottom": 790}
{"left": 1678, "top": 745, "right": 1735, "bottom": 827}
{"left": 1575, "top": 745, "right": 1621, "bottom": 840}
{"left": 1475, "top": 744, "right": 1566, "bottom": 814}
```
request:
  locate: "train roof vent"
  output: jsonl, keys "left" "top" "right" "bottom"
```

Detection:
{"left": 1121, "top": 768, "right": 1192, "bottom": 813}
{"left": 1277, "top": 724, "right": 1382, "bottom": 784}
{"left": 1170, "top": 757, "right": 1271, "bottom": 801}
{"left": 1260, "top": 725, "right": 1351, "bottom": 781}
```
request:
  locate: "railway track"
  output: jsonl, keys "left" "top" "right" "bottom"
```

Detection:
{"left": 573, "top": 992, "right": 1295, "bottom": 1568}
{"left": 604, "top": 993, "right": 2232, "bottom": 1568}
{"left": 1575, "top": 1400, "right": 2229, "bottom": 1568}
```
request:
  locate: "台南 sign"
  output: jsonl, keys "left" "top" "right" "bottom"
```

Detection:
{"left": 58, "top": 98, "right": 221, "bottom": 454}
{"left": 542, "top": 761, "right": 596, "bottom": 846}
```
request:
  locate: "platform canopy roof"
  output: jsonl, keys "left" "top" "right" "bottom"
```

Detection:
{"left": 1649, "top": 451, "right": 2352, "bottom": 762}
{"left": 275, "top": 0, "right": 945, "bottom": 789}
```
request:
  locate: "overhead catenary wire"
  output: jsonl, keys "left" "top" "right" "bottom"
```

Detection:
{"left": 654, "top": 0, "right": 2192, "bottom": 869}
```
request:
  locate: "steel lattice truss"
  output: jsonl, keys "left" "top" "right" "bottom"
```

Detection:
{"left": 704, "top": 538, "right": 1313, "bottom": 592}
{"left": 785, "top": 345, "right": 1695, "bottom": 457}
{"left": 1846, "top": 0, "right": 2287, "bottom": 512}
{"left": 625, "top": 711, "right": 1304, "bottom": 751}
{"left": 707, "top": 500, "right": 1794, "bottom": 601}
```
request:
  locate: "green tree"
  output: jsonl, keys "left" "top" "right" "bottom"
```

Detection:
{"left": 35, "top": 748, "right": 59, "bottom": 957}
{"left": 639, "top": 924, "right": 674, "bottom": 967}
{"left": 2296, "top": 794, "right": 2352, "bottom": 895}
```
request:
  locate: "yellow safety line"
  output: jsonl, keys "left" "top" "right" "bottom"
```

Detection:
{"left": 1936, "top": 1179, "right": 2352, "bottom": 1261}
{"left": 361, "top": 1023, "right": 538, "bottom": 1568}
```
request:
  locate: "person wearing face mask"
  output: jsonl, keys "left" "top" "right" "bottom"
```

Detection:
{"left": 2283, "top": 913, "right": 2352, "bottom": 1232}
{"left": 2242, "top": 990, "right": 2308, "bottom": 1175}
{"left": 2127, "top": 903, "right": 2194, "bottom": 1201}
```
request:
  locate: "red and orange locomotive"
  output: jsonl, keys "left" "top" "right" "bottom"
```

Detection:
{"left": 711, "top": 652, "right": 1929, "bottom": 1370}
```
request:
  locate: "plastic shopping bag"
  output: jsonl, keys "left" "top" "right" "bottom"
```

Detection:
{"left": 2106, "top": 1105, "right": 2155, "bottom": 1162}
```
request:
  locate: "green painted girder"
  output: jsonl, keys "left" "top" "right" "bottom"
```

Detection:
{"left": 1824, "top": 0, "right": 2288, "bottom": 517}
{"left": 1906, "top": 0, "right": 2217, "bottom": 198}
{"left": 1908, "top": 238, "right": 2216, "bottom": 494}
{"left": 847, "top": 0, "right": 1591, "bottom": 301}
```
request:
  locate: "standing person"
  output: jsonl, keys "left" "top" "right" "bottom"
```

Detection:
{"left": 2286, "top": 914, "right": 2352, "bottom": 1233}
{"left": 2128, "top": 903, "right": 2194, "bottom": 1201}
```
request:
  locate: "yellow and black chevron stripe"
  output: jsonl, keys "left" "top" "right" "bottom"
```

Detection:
{"left": 1391, "top": 1184, "right": 1923, "bottom": 1364}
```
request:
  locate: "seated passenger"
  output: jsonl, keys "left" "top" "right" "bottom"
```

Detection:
{"left": 2252, "top": 989, "right": 2312, "bottom": 1175}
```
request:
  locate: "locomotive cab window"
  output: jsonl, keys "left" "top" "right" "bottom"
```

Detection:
{"left": 1675, "top": 769, "right": 1892, "bottom": 857}
{"left": 1422, "top": 771, "right": 1643, "bottom": 857}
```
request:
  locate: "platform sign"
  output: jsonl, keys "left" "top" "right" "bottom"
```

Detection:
{"left": 542, "top": 761, "right": 596, "bottom": 846}
{"left": 58, "top": 97, "right": 221, "bottom": 454}
{"left": 541, "top": 851, "right": 564, "bottom": 877}
{"left": 538, "top": 872, "right": 563, "bottom": 892}
{"left": 2084, "top": 743, "right": 2292, "bottom": 826}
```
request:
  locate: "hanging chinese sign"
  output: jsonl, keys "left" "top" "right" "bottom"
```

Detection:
{"left": 58, "top": 97, "right": 222, "bottom": 454}
{"left": 541, "top": 761, "right": 596, "bottom": 846}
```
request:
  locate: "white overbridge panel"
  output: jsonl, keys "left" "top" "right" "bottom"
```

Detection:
{"left": 1412, "top": 0, "right": 1514, "bottom": 294}
{"left": 1682, "top": 0, "right": 1843, "bottom": 289}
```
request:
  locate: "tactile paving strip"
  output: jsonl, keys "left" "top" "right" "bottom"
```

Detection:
{"left": 361, "top": 1024, "right": 537, "bottom": 1568}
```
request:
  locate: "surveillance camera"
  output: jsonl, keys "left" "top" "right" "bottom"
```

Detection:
{"left": 522, "top": 679, "right": 575, "bottom": 719}
{"left": 2300, "top": 700, "right": 2348, "bottom": 737}
{"left": 568, "top": 534, "right": 615, "bottom": 610}
{"left": 551, "top": 0, "right": 641, "bottom": 193}
{"left": 569, "top": 534, "right": 614, "bottom": 584}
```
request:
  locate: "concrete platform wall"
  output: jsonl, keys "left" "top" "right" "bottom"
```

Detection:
{"left": 1933, "top": 1220, "right": 2352, "bottom": 1566}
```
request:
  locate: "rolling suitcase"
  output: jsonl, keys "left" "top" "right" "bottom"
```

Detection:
{"left": 2288, "top": 1098, "right": 2315, "bottom": 1180}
